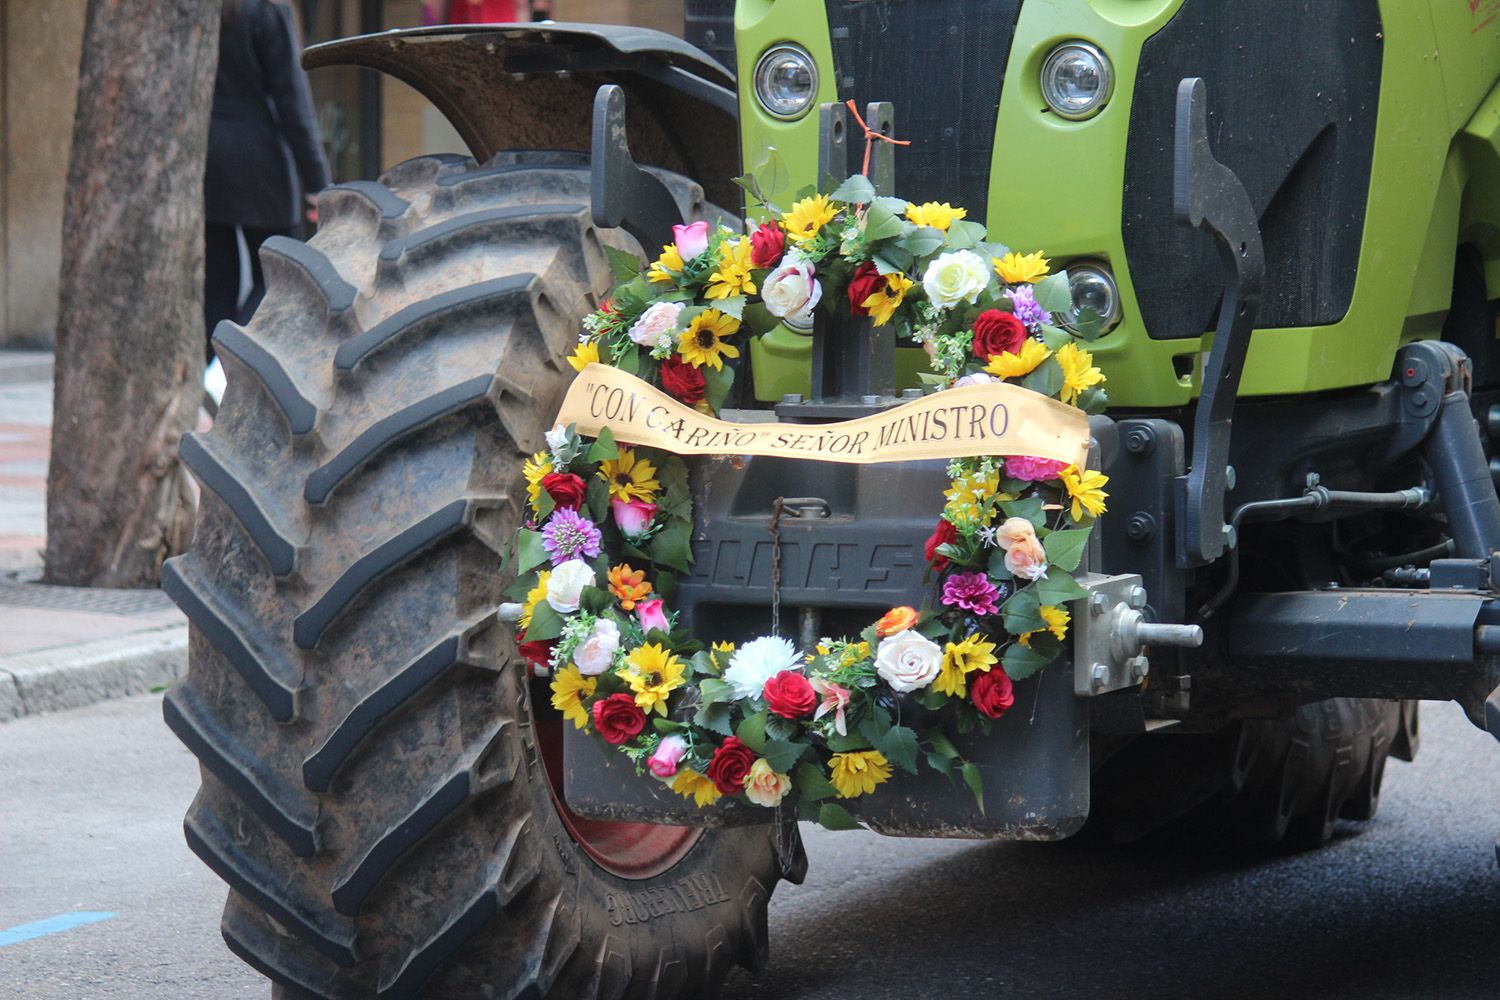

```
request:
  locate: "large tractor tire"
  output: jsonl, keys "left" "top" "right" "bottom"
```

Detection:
{"left": 164, "top": 153, "right": 801, "bottom": 999}
{"left": 1087, "top": 697, "right": 1411, "bottom": 849}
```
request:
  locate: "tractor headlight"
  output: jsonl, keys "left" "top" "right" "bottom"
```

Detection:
{"left": 1063, "top": 262, "right": 1122, "bottom": 333}
{"left": 753, "top": 44, "right": 818, "bottom": 121}
{"left": 1040, "top": 42, "right": 1113, "bottom": 120}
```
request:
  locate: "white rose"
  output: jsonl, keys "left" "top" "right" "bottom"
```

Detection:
{"left": 627, "top": 300, "right": 684, "bottom": 349}
{"left": 761, "top": 255, "right": 823, "bottom": 327}
{"left": 546, "top": 559, "right": 596, "bottom": 614}
{"left": 952, "top": 372, "right": 999, "bottom": 388}
{"left": 572, "top": 617, "right": 620, "bottom": 675}
{"left": 874, "top": 629, "right": 943, "bottom": 692}
{"left": 723, "top": 635, "right": 801, "bottom": 699}
{"left": 922, "top": 250, "right": 989, "bottom": 310}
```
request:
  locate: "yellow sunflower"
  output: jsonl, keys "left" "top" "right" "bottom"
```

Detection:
{"left": 598, "top": 447, "right": 661, "bottom": 503}
{"left": 567, "top": 340, "right": 600, "bottom": 373}
{"left": 519, "top": 570, "right": 550, "bottom": 630}
{"left": 781, "top": 194, "right": 838, "bottom": 243}
{"left": 522, "top": 451, "right": 552, "bottom": 508}
{"left": 983, "top": 339, "right": 1051, "bottom": 379}
{"left": 861, "top": 273, "right": 914, "bottom": 327}
{"left": 1060, "top": 465, "right": 1109, "bottom": 520}
{"left": 648, "top": 243, "right": 685, "bottom": 284}
{"left": 1056, "top": 342, "right": 1106, "bottom": 404}
{"left": 621, "top": 643, "right": 687, "bottom": 716}
{"left": 705, "top": 238, "right": 757, "bottom": 300}
{"left": 677, "top": 309, "right": 742, "bottom": 370}
{"left": 1020, "top": 605, "right": 1071, "bottom": 648}
{"left": 993, "top": 250, "right": 1051, "bottom": 284}
{"left": 671, "top": 769, "right": 722, "bottom": 806}
{"left": 828, "top": 750, "right": 892, "bottom": 799}
{"left": 550, "top": 665, "right": 597, "bottom": 730}
{"left": 905, "top": 201, "right": 966, "bottom": 232}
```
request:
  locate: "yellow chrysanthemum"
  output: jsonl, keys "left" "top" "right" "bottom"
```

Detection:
{"left": 984, "top": 339, "right": 1051, "bottom": 379}
{"left": 550, "top": 664, "right": 597, "bottom": 730}
{"left": 522, "top": 451, "right": 553, "bottom": 507}
{"left": 567, "top": 340, "right": 600, "bottom": 373}
{"left": 1060, "top": 465, "right": 1110, "bottom": 521}
{"left": 648, "top": 243, "right": 685, "bottom": 284}
{"left": 993, "top": 250, "right": 1051, "bottom": 284}
{"left": 905, "top": 201, "right": 967, "bottom": 232}
{"left": 1056, "top": 342, "right": 1106, "bottom": 404}
{"left": 828, "top": 750, "right": 892, "bottom": 799}
{"left": 1020, "top": 605, "right": 1071, "bottom": 648}
{"left": 705, "top": 238, "right": 757, "bottom": 300}
{"left": 781, "top": 194, "right": 838, "bottom": 243}
{"left": 934, "top": 633, "right": 999, "bottom": 698}
{"left": 677, "top": 309, "right": 742, "bottom": 370}
{"left": 861, "top": 273, "right": 914, "bottom": 327}
{"left": 671, "top": 768, "right": 723, "bottom": 806}
{"left": 598, "top": 447, "right": 661, "bottom": 503}
{"left": 622, "top": 643, "right": 687, "bottom": 716}
{"left": 519, "top": 569, "right": 551, "bottom": 630}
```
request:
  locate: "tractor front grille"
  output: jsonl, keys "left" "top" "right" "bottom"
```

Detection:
{"left": 823, "top": 0, "right": 1023, "bottom": 224}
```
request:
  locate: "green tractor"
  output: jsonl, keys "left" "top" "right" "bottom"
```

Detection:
{"left": 163, "top": 1, "right": 1500, "bottom": 996}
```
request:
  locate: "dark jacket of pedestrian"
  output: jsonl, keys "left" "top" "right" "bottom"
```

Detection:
{"left": 205, "top": 0, "right": 331, "bottom": 230}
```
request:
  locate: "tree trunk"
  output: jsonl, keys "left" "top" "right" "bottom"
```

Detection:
{"left": 44, "top": 0, "right": 220, "bottom": 587}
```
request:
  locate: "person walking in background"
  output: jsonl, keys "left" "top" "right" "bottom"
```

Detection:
{"left": 421, "top": 0, "right": 555, "bottom": 25}
{"left": 204, "top": 0, "right": 332, "bottom": 356}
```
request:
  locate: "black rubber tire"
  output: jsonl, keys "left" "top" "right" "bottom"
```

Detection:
{"left": 1086, "top": 697, "right": 1406, "bottom": 849}
{"left": 165, "top": 152, "right": 801, "bottom": 999}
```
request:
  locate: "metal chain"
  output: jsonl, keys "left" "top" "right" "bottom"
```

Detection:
{"left": 769, "top": 496, "right": 785, "bottom": 638}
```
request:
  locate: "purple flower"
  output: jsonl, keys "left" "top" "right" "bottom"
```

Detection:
{"left": 542, "top": 508, "right": 602, "bottom": 565}
{"left": 941, "top": 571, "right": 1001, "bottom": 616}
{"left": 1009, "top": 285, "right": 1051, "bottom": 330}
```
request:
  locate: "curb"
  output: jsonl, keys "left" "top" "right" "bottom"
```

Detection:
{"left": 0, "top": 625, "right": 188, "bottom": 722}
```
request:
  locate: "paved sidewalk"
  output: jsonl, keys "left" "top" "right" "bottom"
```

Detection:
{"left": 0, "top": 351, "right": 188, "bottom": 721}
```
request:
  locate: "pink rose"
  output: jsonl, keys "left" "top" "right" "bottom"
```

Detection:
{"left": 628, "top": 300, "right": 684, "bottom": 349}
{"left": 649, "top": 734, "right": 688, "bottom": 777}
{"left": 611, "top": 498, "right": 657, "bottom": 540}
{"left": 673, "top": 220, "right": 711, "bottom": 261}
{"left": 996, "top": 516, "right": 1048, "bottom": 581}
{"left": 637, "top": 598, "right": 670, "bottom": 634}
{"left": 1005, "top": 455, "right": 1068, "bottom": 483}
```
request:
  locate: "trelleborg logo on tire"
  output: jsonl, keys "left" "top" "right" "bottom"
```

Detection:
{"left": 606, "top": 873, "right": 732, "bottom": 925}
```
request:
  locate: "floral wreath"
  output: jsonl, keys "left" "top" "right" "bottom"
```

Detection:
{"left": 504, "top": 172, "right": 1111, "bottom": 828}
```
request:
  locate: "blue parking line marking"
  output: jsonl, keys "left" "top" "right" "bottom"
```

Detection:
{"left": 0, "top": 912, "right": 117, "bottom": 948}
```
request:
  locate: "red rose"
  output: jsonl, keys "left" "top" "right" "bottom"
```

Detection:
{"left": 847, "top": 261, "right": 884, "bottom": 317}
{"left": 518, "top": 639, "right": 554, "bottom": 677}
{"left": 971, "top": 668, "right": 1015, "bottom": 719}
{"left": 706, "top": 736, "right": 757, "bottom": 795}
{"left": 924, "top": 518, "right": 958, "bottom": 571}
{"left": 659, "top": 355, "right": 706, "bottom": 405}
{"left": 763, "top": 670, "right": 817, "bottom": 719}
{"left": 541, "top": 472, "right": 587, "bottom": 510}
{"left": 592, "top": 693, "right": 646, "bottom": 745}
{"left": 749, "top": 221, "right": 785, "bottom": 269}
{"left": 971, "top": 309, "right": 1028, "bottom": 361}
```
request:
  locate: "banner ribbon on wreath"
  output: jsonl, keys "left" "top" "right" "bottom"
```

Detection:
{"left": 555, "top": 363, "right": 1090, "bottom": 467}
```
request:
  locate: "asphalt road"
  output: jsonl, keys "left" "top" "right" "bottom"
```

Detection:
{"left": 2, "top": 694, "right": 1497, "bottom": 999}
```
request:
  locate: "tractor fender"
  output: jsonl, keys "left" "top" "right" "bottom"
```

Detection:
{"left": 303, "top": 24, "right": 740, "bottom": 208}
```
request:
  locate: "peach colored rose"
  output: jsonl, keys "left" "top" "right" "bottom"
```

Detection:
{"left": 995, "top": 516, "right": 1048, "bottom": 581}
{"left": 742, "top": 758, "right": 792, "bottom": 807}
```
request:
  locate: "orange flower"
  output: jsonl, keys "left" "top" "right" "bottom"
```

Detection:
{"left": 608, "top": 563, "right": 652, "bottom": 611}
{"left": 874, "top": 606, "right": 919, "bottom": 637}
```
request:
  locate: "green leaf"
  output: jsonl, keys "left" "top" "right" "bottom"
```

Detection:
{"left": 515, "top": 530, "right": 549, "bottom": 573}
{"left": 1038, "top": 323, "right": 1074, "bottom": 351}
{"left": 863, "top": 200, "right": 906, "bottom": 242}
{"left": 1002, "top": 587, "right": 1045, "bottom": 636}
{"left": 585, "top": 476, "right": 609, "bottom": 521}
{"left": 523, "top": 601, "right": 564, "bottom": 642}
{"left": 898, "top": 226, "right": 946, "bottom": 258}
{"left": 794, "top": 762, "right": 838, "bottom": 801}
{"left": 533, "top": 486, "right": 555, "bottom": 522}
{"left": 655, "top": 571, "right": 678, "bottom": 606}
{"left": 1071, "top": 305, "right": 1107, "bottom": 341}
{"left": 1021, "top": 356, "right": 1063, "bottom": 397}
{"left": 615, "top": 346, "right": 642, "bottom": 375}
{"left": 694, "top": 701, "right": 734, "bottom": 736}
{"left": 926, "top": 751, "right": 955, "bottom": 778}
{"left": 876, "top": 725, "right": 920, "bottom": 775}
{"left": 587, "top": 427, "right": 619, "bottom": 463}
{"left": 830, "top": 173, "right": 876, "bottom": 204}
{"left": 873, "top": 246, "right": 914, "bottom": 274}
{"left": 1033, "top": 270, "right": 1073, "bottom": 313}
{"left": 1002, "top": 641, "right": 1054, "bottom": 681}
{"left": 606, "top": 244, "right": 644, "bottom": 283}
{"left": 653, "top": 717, "right": 688, "bottom": 734}
{"left": 817, "top": 802, "right": 863, "bottom": 831}
{"left": 736, "top": 711, "right": 768, "bottom": 753}
{"left": 649, "top": 520, "right": 693, "bottom": 574}
{"left": 1000, "top": 495, "right": 1046, "bottom": 527}
{"left": 742, "top": 301, "right": 780, "bottom": 336}
{"left": 703, "top": 364, "right": 735, "bottom": 414}
{"left": 763, "top": 738, "right": 809, "bottom": 774}
{"left": 1043, "top": 528, "right": 1091, "bottom": 573}
{"left": 656, "top": 455, "right": 693, "bottom": 522}
{"left": 929, "top": 729, "right": 960, "bottom": 759}
{"left": 944, "top": 219, "right": 988, "bottom": 250}
{"left": 1078, "top": 386, "right": 1110, "bottom": 414}
{"left": 986, "top": 548, "right": 1014, "bottom": 581}
{"left": 579, "top": 585, "right": 610, "bottom": 615}
{"left": 714, "top": 295, "right": 746, "bottom": 320}
{"left": 1033, "top": 572, "right": 1089, "bottom": 606}
{"left": 697, "top": 677, "right": 736, "bottom": 705}
{"left": 960, "top": 762, "right": 986, "bottom": 815}
{"left": 825, "top": 732, "right": 872, "bottom": 753}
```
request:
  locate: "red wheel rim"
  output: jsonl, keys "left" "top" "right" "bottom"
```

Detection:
{"left": 534, "top": 716, "right": 701, "bottom": 879}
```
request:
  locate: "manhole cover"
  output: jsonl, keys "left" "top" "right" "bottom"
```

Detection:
{"left": 0, "top": 582, "right": 177, "bottom": 616}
